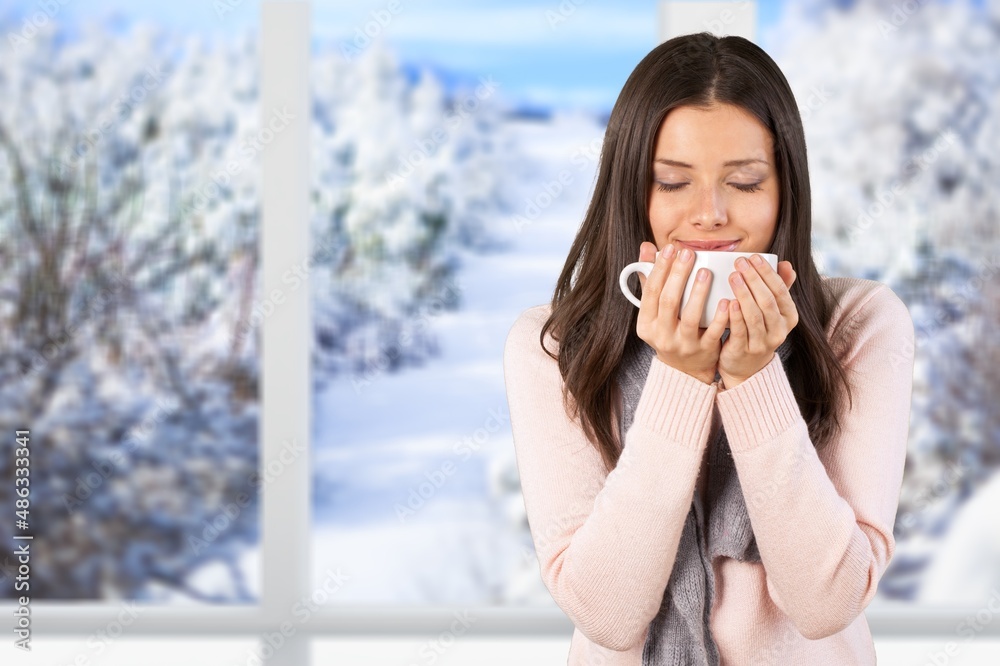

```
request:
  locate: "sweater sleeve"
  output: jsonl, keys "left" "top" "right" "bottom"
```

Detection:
{"left": 503, "top": 306, "right": 719, "bottom": 651}
{"left": 715, "top": 283, "right": 915, "bottom": 640}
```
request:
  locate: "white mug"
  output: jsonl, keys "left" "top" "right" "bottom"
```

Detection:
{"left": 618, "top": 250, "right": 779, "bottom": 328}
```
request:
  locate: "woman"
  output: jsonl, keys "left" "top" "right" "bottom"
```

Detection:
{"left": 503, "top": 32, "right": 915, "bottom": 665}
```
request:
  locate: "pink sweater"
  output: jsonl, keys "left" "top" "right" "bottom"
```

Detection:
{"left": 503, "top": 276, "right": 915, "bottom": 665}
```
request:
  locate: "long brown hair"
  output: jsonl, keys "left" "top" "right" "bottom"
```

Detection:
{"left": 540, "top": 32, "right": 854, "bottom": 473}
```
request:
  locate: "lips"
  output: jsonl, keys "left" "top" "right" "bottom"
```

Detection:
{"left": 676, "top": 240, "right": 740, "bottom": 252}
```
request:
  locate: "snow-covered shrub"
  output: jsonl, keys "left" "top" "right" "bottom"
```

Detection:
{"left": 0, "top": 19, "right": 260, "bottom": 601}
{"left": 309, "top": 39, "right": 521, "bottom": 386}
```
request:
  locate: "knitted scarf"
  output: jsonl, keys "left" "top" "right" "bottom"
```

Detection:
{"left": 616, "top": 332, "right": 794, "bottom": 666}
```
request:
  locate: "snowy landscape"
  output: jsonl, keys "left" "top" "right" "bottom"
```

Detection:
{"left": 0, "top": 0, "right": 997, "bottom": 609}
{"left": 311, "top": 108, "right": 605, "bottom": 604}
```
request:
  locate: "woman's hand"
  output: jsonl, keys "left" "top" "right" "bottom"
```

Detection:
{"left": 718, "top": 255, "right": 798, "bottom": 389}
{"left": 635, "top": 241, "right": 732, "bottom": 385}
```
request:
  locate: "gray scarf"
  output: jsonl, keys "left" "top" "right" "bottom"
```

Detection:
{"left": 616, "top": 332, "right": 794, "bottom": 666}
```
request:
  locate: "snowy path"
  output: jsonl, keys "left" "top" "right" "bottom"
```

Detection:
{"left": 311, "top": 113, "right": 608, "bottom": 603}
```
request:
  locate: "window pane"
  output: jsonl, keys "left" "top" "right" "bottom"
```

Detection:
{"left": 309, "top": 0, "right": 1000, "bottom": 612}
{"left": 311, "top": 2, "right": 576, "bottom": 604}
{"left": 0, "top": 1, "right": 261, "bottom": 602}
{"left": 308, "top": 2, "right": 631, "bottom": 605}
{"left": 761, "top": 0, "right": 1000, "bottom": 607}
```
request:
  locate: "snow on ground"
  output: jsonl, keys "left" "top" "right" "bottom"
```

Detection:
{"left": 311, "top": 112, "right": 607, "bottom": 604}
{"left": 917, "top": 469, "right": 1000, "bottom": 606}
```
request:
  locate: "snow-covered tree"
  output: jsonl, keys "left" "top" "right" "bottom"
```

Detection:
{"left": 765, "top": 0, "right": 1000, "bottom": 601}
{"left": 0, "top": 18, "right": 260, "bottom": 601}
{"left": 309, "top": 38, "right": 520, "bottom": 386}
{"left": 767, "top": 0, "right": 999, "bottom": 275}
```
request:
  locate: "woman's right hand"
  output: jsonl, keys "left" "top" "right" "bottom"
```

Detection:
{"left": 635, "top": 241, "right": 731, "bottom": 384}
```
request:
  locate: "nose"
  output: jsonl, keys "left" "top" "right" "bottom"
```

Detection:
{"left": 690, "top": 184, "right": 727, "bottom": 229}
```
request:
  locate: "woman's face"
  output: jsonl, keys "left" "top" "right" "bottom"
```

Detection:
{"left": 647, "top": 102, "right": 780, "bottom": 254}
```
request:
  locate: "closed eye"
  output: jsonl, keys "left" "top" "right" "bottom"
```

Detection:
{"left": 655, "top": 182, "right": 763, "bottom": 193}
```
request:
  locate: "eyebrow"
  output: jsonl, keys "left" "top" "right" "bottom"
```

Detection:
{"left": 654, "top": 158, "right": 769, "bottom": 168}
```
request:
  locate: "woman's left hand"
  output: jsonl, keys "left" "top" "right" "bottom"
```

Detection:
{"left": 718, "top": 256, "right": 798, "bottom": 389}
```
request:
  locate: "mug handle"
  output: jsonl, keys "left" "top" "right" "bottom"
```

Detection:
{"left": 618, "top": 261, "right": 655, "bottom": 308}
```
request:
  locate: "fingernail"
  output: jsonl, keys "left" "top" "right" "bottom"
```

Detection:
{"left": 697, "top": 268, "right": 708, "bottom": 282}
{"left": 750, "top": 254, "right": 763, "bottom": 266}
{"left": 736, "top": 257, "right": 749, "bottom": 270}
{"left": 679, "top": 247, "right": 692, "bottom": 261}
{"left": 732, "top": 272, "right": 744, "bottom": 286}
{"left": 661, "top": 244, "right": 675, "bottom": 259}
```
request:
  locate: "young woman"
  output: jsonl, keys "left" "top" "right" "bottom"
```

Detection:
{"left": 503, "top": 33, "right": 915, "bottom": 665}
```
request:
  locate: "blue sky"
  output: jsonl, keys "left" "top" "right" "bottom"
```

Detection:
{"left": 1, "top": 0, "right": 788, "bottom": 114}
{"left": 313, "top": 0, "right": 788, "bottom": 113}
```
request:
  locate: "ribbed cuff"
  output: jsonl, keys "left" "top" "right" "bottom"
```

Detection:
{"left": 716, "top": 352, "right": 803, "bottom": 452}
{"left": 631, "top": 356, "right": 717, "bottom": 450}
